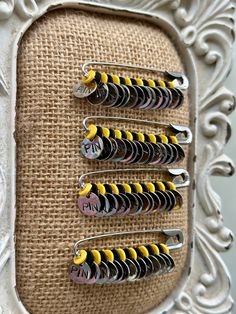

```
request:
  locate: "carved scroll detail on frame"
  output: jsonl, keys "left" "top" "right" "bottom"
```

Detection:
{"left": 0, "top": 0, "right": 234, "bottom": 313}
{"left": 0, "top": 0, "right": 40, "bottom": 20}
{"left": 175, "top": 1, "right": 235, "bottom": 100}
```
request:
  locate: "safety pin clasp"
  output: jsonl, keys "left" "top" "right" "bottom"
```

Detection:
{"left": 165, "top": 71, "right": 189, "bottom": 90}
{"left": 163, "top": 229, "right": 184, "bottom": 251}
{"left": 168, "top": 169, "right": 190, "bottom": 188}
{"left": 169, "top": 124, "right": 192, "bottom": 144}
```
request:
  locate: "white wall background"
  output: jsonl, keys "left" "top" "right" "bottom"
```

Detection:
{"left": 212, "top": 43, "right": 236, "bottom": 304}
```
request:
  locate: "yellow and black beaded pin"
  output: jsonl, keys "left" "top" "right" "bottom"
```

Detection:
{"left": 69, "top": 228, "right": 184, "bottom": 284}
{"left": 77, "top": 167, "right": 189, "bottom": 217}
{"left": 73, "top": 61, "right": 189, "bottom": 110}
{"left": 80, "top": 116, "right": 192, "bottom": 165}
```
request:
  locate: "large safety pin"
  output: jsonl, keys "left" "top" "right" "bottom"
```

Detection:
{"left": 82, "top": 116, "right": 192, "bottom": 145}
{"left": 73, "top": 228, "right": 184, "bottom": 256}
{"left": 78, "top": 168, "right": 190, "bottom": 190}
{"left": 82, "top": 61, "right": 189, "bottom": 90}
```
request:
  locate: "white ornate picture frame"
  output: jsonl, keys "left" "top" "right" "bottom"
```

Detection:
{"left": 0, "top": 1, "right": 235, "bottom": 313}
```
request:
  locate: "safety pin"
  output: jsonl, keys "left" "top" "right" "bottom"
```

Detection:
{"left": 78, "top": 168, "right": 190, "bottom": 189}
{"left": 73, "top": 228, "right": 184, "bottom": 256}
{"left": 82, "top": 61, "right": 189, "bottom": 90}
{"left": 82, "top": 116, "right": 192, "bottom": 145}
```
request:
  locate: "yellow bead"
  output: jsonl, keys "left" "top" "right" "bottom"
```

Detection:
{"left": 122, "top": 183, "right": 132, "bottom": 193}
{"left": 148, "top": 133, "right": 156, "bottom": 143}
{"left": 101, "top": 72, "right": 108, "bottom": 84}
{"left": 168, "top": 81, "right": 175, "bottom": 88}
{"left": 91, "top": 249, "right": 101, "bottom": 265}
{"left": 137, "top": 132, "right": 145, "bottom": 142}
{"left": 125, "top": 131, "right": 133, "bottom": 141}
{"left": 150, "top": 244, "right": 160, "bottom": 255}
{"left": 128, "top": 247, "right": 137, "bottom": 260}
{"left": 159, "top": 243, "right": 170, "bottom": 254}
{"left": 79, "top": 183, "right": 92, "bottom": 196}
{"left": 103, "top": 249, "right": 114, "bottom": 262}
{"left": 156, "top": 181, "right": 165, "bottom": 191}
{"left": 173, "top": 203, "right": 181, "bottom": 211}
{"left": 73, "top": 250, "right": 87, "bottom": 265}
{"left": 169, "top": 135, "right": 178, "bottom": 144}
{"left": 159, "top": 134, "right": 168, "bottom": 144}
{"left": 124, "top": 77, "right": 132, "bottom": 86}
{"left": 96, "top": 183, "right": 106, "bottom": 195}
{"left": 135, "top": 78, "right": 144, "bottom": 86}
{"left": 110, "top": 184, "right": 119, "bottom": 194}
{"left": 111, "top": 74, "right": 120, "bottom": 85}
{"left": 167, "top": 181, "right": 176, "bottom": 190}
{"left": 114, "top": 129, "right": 122, "bottom": 139}
{"left": 116, "top": 248, "right": 126, "bottom": 262}
{"left": 133, "top": 183, "right": 143, "bottom": 193}
{"left": 86, "top": 124, "right": 97, "bottom": 140}
{"left": 147, "top": 79, "right": 156, "bottom": 88}
{"left": 102, "top": 127, "right": 110, "bottom": 138}
{"left": 146, "top": 182, "right": 155, "bottom": 193}
{"left": 138, "top": 245, "right": 149, "bottom": 257}
{"left": 158, "top": 79, "right": 166, "bottom": 88}
{"left": 82, "top": 70, "right": 96, "bottom": 85}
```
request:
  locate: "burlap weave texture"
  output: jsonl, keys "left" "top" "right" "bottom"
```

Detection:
{"left": 16, "top": 9, "right": 191, "bottom": 314}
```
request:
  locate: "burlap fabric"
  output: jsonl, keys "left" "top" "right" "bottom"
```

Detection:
{"left": 16, "top": 9, "right": 191, "bottom": 314}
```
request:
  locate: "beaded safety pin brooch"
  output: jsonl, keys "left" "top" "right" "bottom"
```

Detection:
{"left": 69, "top": 228, "right": 184, "bottom": 284}
{"left": 73, "top": 61, "right": 189, "bottom": 110}
{"left": 77, "top": 168, "right": 190, "bottom": 217}
{"left": 81, "top": 116, "right": 192, "bottom": 165}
